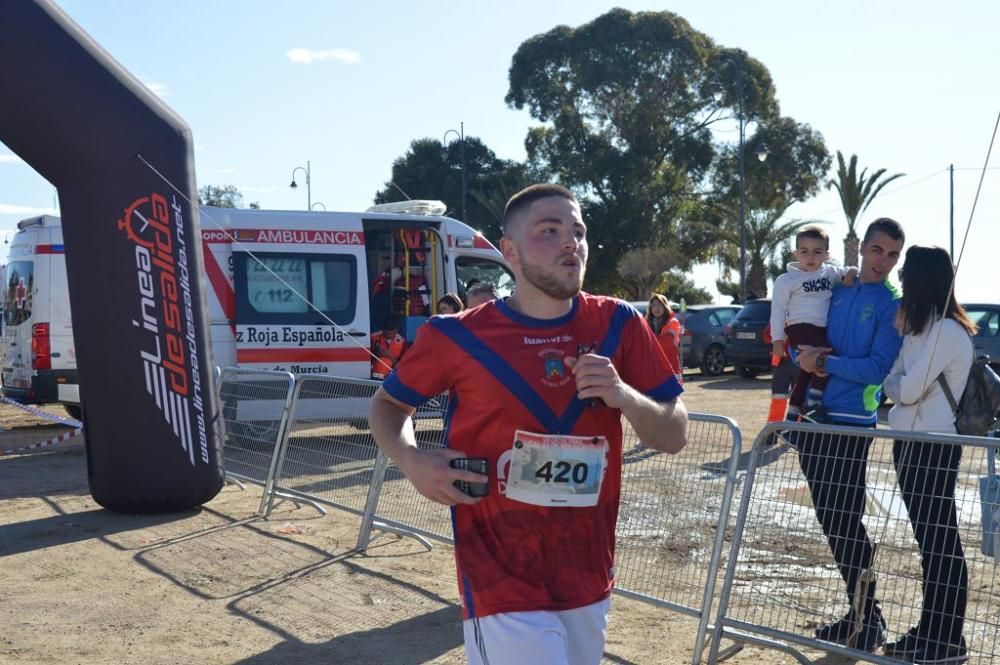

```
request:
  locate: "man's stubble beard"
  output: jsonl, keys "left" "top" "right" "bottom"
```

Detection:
{"left": 520, "top": 260, "right": 586, "bottom": 300}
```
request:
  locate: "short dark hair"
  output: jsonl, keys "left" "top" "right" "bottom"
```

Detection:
{"left": 863, "top": 217, "right": 905, "bottom": 244}
{"left": 466, "top": 282, "right": 497, "bottom": 299}
{"left": 383, "top": 317, "right": 401, "bottom": 332}
{"left": 503, "top": 184, "right": 577, "bottom": 233}
{"left": 795, "top": 225, "right": 829, "bottom": 250}
{"left": 897, "top": 245, "right": 976, "bottom": 336}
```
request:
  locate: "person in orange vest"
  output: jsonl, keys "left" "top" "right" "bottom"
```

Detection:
{"left": 645, "top": 294, "right": 682, "bottom": 382}
{"left": 371, "top": 317, "right": 407, "bottom": 380}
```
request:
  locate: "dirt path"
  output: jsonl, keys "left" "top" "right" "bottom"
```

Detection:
{"left": 1, "top": 375, "right": 824, "bottom": 665}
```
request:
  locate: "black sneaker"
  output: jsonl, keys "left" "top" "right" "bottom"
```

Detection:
{"left": 911, "top": 636, "right": 968, "bottom": 665}
{"left": 815, "top": 608, "right": 886, "bottom": 653}
{"left": 884, "top": 626, "right": 924, "bottom": 659}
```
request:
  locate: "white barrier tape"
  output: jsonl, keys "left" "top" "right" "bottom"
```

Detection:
{"left": 0, "top": 397, "right": 82, "bottom": 428}
{"left": 1, "top": 427, "right": 83, "bottom": 455}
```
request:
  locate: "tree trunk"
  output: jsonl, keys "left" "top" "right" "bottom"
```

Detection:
{"left": 843, "top": 230, "right": 860, "bottom": 267}
{"left": 747, "top": 258, "right": 768, "bottom": 300}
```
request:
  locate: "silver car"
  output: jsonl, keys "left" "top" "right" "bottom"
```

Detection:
{"left": 964, "top": 303, "right": 1000, "bottom": 372}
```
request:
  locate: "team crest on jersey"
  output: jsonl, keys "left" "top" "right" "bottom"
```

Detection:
{"left": 539, "top": 348, "right": 571, "bottom": 387}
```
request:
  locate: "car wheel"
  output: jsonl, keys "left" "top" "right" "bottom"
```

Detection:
{"left": 737, "top": 365, "right": 762, "bottom": 379}
{"left": 700, "top": 345, "right": 726, "bottom": 377}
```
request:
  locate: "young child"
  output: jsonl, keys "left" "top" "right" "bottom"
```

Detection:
{"left": 769, "top": 226, "right": 857, "bottom": 419}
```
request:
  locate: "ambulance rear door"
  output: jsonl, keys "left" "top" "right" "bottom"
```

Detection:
{"left": 230, "top": 221, "right": 371, "bottom": 379}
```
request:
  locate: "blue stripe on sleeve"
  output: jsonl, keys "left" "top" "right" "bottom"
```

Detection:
{"left": 382, "top": 372, "right": 434, "bottom": 408}
{"left": 646, "top": 375, "right": 683, "bottom": 403}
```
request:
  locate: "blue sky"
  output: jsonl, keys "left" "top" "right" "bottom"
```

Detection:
{"left": 2, "top": 0, "right": 998, "bottom": 302}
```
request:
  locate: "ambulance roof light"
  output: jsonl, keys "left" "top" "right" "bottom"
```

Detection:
{"left": 365, "top": 200, "right": 447, "bottom": 216}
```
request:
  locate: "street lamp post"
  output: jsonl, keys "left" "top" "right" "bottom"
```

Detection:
{"left": 443, "top": 122, "right": 467, "bottom": 221}
{"left": 289, "top": 161, "right": 311, "bottom": 210}
{"left": 715, "top": 61, "right": 767, "bottom": 303}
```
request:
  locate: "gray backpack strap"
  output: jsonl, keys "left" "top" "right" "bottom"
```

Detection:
{"left": 937, "top": 374, "right": 960, "bottom": 414}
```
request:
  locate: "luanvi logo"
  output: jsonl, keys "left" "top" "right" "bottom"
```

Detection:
{"left": 118, "top": 193, "right": 208, "bottom": 465}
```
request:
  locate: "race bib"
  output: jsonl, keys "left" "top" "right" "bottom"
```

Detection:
{"left": 505, "top": 429, "right": 608, "bottom": 507}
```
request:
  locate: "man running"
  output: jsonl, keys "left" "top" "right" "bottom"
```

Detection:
{"left": 369, "top": 184, "right": 687, "bottom": 665}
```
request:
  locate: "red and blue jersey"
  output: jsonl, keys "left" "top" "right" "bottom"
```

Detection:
{"left": 383, "top": 293, "right": 682, "bottom": 619}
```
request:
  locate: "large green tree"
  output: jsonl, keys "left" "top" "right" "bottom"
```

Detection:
{"left": 374, "top": 137, "right": 530, "bottom": 242}
{"left": 506, "top": 8, "right": 799, "bottom": 290}
{"left": 828, "top": 151, "right": 905, "bottom": 266}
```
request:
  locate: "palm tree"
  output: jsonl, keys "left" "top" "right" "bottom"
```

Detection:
{"left": 828, "top": 151, "right": 905, "bottom": 266}
{"left": 744, "top": 207, "right": 816, "bottom": 299}
{"left": 714, "top": 199, "right": 815, "bottom": 299}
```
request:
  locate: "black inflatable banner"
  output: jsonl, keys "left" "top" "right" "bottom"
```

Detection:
{"left": 0, "top": 0, "right": 224, "bottom": 512}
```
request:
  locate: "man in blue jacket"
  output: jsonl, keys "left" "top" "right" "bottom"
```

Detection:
{"left": 795, "top": 218, "right": 904, "bottom": 653}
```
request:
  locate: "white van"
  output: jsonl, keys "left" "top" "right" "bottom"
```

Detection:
{"left": 2, "top": 203, "right": 513, "bottom": 415}
{"left": 1, "top": 215, "right": 80, "bottom": 418}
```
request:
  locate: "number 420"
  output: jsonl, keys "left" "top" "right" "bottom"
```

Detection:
{"left": 534, "top": 460, "right": 589, "bottom": 484}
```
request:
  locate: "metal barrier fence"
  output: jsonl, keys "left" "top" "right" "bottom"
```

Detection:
{"left": 264, "top": 376, "right": 449, "bottom": 532}
{"left": 218, "top": 368, "right": 296, "bottom": 514}
{"left": 218, "top": 371, "right": 746, "bottom": 665}
{"left": 613, "top": 414, "right": 744, "bottom": 665}
{"left": 709, "top": 421, "right": 1000, "bottom": 665}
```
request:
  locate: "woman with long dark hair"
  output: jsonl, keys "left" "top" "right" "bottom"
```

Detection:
{"left": 882, "top": 245, "right": 975, "bottom": 665}
{"left": 645, "top": 293, "right": 682, "bottom": 380}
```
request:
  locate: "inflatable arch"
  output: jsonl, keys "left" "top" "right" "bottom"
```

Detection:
{"left": 0, "top": 0, "right": 224, "bottom": 511}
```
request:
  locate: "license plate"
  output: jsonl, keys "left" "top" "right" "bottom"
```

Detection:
{"left": 735, "top": 332, "right": 756, "bottom": 340}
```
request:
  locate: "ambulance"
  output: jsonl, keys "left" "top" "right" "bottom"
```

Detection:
{"left": 200, "top": 200, "right": 513, "bottom": 376}
{"left": 1, "top": 215, "right": 80, "bottom": 418}
{"left": 2, "top": 202, "right": 513, "bottom": 418}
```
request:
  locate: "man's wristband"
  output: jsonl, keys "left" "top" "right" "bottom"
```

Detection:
{"left": 815, "top": 353, "right": 828, "bottom": 370}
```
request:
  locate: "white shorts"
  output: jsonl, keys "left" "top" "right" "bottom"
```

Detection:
{"left": 463, "top": 597, "right": 610, "bottom": 665}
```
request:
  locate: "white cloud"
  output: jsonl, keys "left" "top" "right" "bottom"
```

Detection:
{"left": 220, "top": 168, "right": 237, "bottom": 174}
{"left": 0, "top": 203, "right": 58, "bottom": 215}
{"left": 285, "top": 48, "right": 360, "bottom": 65}
{"left": 143, "top": 80, "right": 168, "bottom": 97}
{"left": 0, "top": 154, "right": 25, "bottom": 164}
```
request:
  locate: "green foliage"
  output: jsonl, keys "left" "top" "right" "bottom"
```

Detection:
{"left": 767, "top": 239, "right": 795, "bottom": 283}
{"left": 505, "top": 8, "right": 827, "bottom": 292}
{"left": 199, "top": 184, "right": 247, "bottom": 208}
{"left": 715, "top": 278, "right": 740, "bottom": 304}
{"left": 828, "top": 151, "right": 905, "bottom": 266}
{"left": 712, "top": 117, "right": 831, "bottom": 207}
{"left": 660, "top": 272, "right": 713, "bottom": 305}
{"left": 616, "top": 245, "right": 681, "bottom": 300}
{"left": 712, "top": 201, "right": 818, "bottom": 299}
{"left": 373, "top": 137, "right": 531, "bottom": 242}
{"left": 829, "top": 151, "right": 906, "bottom": 235}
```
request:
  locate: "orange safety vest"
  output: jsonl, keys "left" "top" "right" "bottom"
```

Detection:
{"left": 656, "top": 317, "right": 683, "bottom": 382}
{"left": 371, "top": 331, "right": 407, "bottom": 379}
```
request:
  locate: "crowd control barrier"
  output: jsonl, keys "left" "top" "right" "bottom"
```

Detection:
{"left": 708, "top": 421, "right": 1000, "bottom": 665}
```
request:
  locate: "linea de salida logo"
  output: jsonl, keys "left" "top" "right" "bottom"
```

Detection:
{"left": 117, "top": 193, "right": 208, "bottom": 465}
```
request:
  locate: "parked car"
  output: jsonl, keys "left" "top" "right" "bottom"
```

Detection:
{"left": 963, "top": 303, "right": 1000, "bottom": 372}
{"left": 677, "top": 305, "right": 741, "bottom": 376}
{"left": 628, "top": 299, "right": 681, "bottom": 315}
{"left": 725, "top": 299, "right": 773, "bottom": 378}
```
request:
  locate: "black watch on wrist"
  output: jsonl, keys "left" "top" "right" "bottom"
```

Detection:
{"left": 815, "top": 353, "right": 828, "bottom": 370}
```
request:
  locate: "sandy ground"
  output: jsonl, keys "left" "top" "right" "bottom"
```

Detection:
{"left": 0, "top": 371, "right": 844, "bottom": 665}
